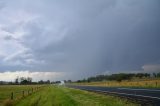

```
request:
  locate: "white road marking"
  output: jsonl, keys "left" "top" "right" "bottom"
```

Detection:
{"left": 117, "top": 88, "right": 160, "bottom": 92}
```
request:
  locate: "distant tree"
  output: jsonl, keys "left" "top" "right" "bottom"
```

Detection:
{"left": 157, "top": 72, "right": 160, "bottom": 78}
{"left": 144, "top": 73, "right": 150, "bottom": 78}
{"left": 27, "top": 77, "right": 32, "bottom": 83}
{"left": 46, "top": 80, "right": 50, "bottom": 84}
{"left": 136, "top": 73, "right": 144, "bottom": 78}
{"left": 63, "top": 80, "right": 67, "bottom": 83}
{"left": 67, "top": 80, "right": 72, "bottom": 83}
{"left": 15, "top": 76, "right": 19, "bottom": 84}
{"left": 77, "top": 80, "right": 82, "bottom": 83}
{"left": 38, "top": 80, "right": 44, "bottom": 84}
{"left": 20, "top": 77, "right": 25, "bottom": 83}
{"left": 20, "top": 79, "right": 28, "bottom": 84}
{"left": 75, "top": 72, "right": 153, "bottom": 83}
{"left": 19, "top": 77, "right": 32, "bottom": 84}
{"left": 153, "top": 73, "right": 157, "bottom": 78}
{"left": 55, "top": 81, "right": 61, "bottom": 84}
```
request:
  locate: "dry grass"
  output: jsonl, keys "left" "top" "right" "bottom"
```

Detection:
{"left": 3, "top": 99, "right": 14, "bottom": 106}
{"left": 74, "top": 78, "right": 160, "bottom": 88}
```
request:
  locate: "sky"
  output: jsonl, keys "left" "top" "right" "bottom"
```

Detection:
{"left": 0, "top": 0, "right": 160, "bottom": 81}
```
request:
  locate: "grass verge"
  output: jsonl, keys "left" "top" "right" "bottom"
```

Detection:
{"left": 16, "top": 85, "right": 138, "bottom": 106}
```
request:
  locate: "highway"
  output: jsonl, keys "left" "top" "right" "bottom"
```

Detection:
{"left": 67, "top": 85, "right": 160, "bottom": 106}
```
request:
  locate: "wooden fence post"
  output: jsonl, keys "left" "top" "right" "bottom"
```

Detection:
{"left": 22, "top": 91, "right": 24, "bottom": 97}
{"left": 11, "top": 92, "right": 13, "bottom": 100}
{"left": 156, "top": 82, "right": 157, "bottom": 86}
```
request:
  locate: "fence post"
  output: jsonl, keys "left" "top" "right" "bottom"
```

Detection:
{"left": 28, "top": 90, "right": 29, "bottom": 95}
{"left": 22, "top": 91, "right": 24, "bottom": 97}
{"left": 32, "top": 88, "right": 33, "bottom": 93}
{"left": 156, "top": 82, "right": 157, "bottom": 86}
{"left": 11, "top": 92, "right": 13, "bottom": 100}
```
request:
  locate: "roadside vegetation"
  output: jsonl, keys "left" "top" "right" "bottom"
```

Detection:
{"left": 73, "top": 79, "right": 160, "bottom": 88}
{"left": 16, "top": 85, "right": 138, "bottom": 106}
{"left": 73, "top": 73, "right": 160, "bottom": 88}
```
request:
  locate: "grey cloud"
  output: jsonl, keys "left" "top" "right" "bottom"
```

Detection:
{"left": 0, "top": 0, "right": 160, "bottom": 80}
{"left": 3, "top": 35, "right": 15, "bottom": 40}
{"left": 0, "top": 1, "right": 5, "bottom": 10}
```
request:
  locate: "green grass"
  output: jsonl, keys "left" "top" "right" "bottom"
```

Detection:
{"left": 16, "top": 85, "right": 138, "bottom": 106}
{"left": 0, "top": 85, "right": 43, "bottom": 105}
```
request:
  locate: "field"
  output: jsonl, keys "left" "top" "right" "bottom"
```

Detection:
{"left": 0, "top": 85, "right": 43, "bottom": 106}
{"left": 74, "top": 79, "right": 160, "bottom": 88}
{"left": 0, "top": 85, "right": 138, "bottom": 106}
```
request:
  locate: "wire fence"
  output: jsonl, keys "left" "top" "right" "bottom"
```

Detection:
{"left": 10, "top": 86, "right": 43, "bottom": 100}
{"left": 0, "top": 85, "right": 45, "bottom": 104}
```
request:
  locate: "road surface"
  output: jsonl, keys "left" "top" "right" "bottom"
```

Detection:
{"left": 67, "top": 85, "right": 160, "bottom": 106}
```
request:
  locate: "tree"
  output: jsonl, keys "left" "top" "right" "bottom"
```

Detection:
{"left": 67, "top": 80, "right": 72, "bottom": 83}
{"left": 27, "top": 77, "right": 32, "bottom": 83}
{"left": 38, "top": 80, "right": 44, "bottom": 84}
{"left": 19, "top": 77, "right": 32, "bottom": 84}
{"left": 15, "top": 76, "right": 19, "bottom": 84}
{"left": 46, "top": 80, "right": 50, "bottom": 84}
{"left": 153, "top": 73, "right": 157, "bottom": 78}
{"left": 157, "top": 72, "right": 160, "bottom": 78}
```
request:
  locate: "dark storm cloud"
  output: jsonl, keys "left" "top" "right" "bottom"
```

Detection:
{"left": 0, "top": 0, "right": 160, "bottom": 80}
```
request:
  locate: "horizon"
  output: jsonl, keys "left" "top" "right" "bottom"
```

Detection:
{"left": 0, "top": 71, "right": 158, "bottom": 82}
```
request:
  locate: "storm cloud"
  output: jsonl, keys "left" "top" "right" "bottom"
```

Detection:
{"left": 0, "top": 0, "right": 160, "bottom": 81}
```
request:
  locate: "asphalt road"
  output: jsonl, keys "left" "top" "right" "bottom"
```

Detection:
{"left": 67, "top": 85, "right": 160, "bottom": 106}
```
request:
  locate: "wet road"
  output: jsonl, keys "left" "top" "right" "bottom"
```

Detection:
{"left": 67, "top": 85, "right": 160, "bottom": 106}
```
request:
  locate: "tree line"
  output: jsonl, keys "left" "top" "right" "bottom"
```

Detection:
{"left": 0, "top": 77, "right": 51, "bottom": 85}
{"left": 14, "top": 77, "right": 51, "bottom": 84}
{"left": 76, "top": 72, "right": 160, "bottom": 83}
{"left": 0, "top": 76, "right": 72, "bottom": 85}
